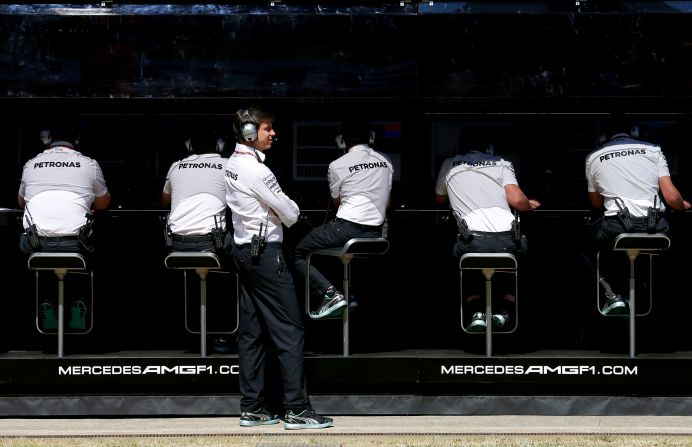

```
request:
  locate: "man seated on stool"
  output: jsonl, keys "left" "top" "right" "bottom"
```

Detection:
{"left": 18, "top": 117, "right": 111, "bottom": 330}
{"left": 434, "top": 127, "right": 540, "bottom": 332}
{"left": 162, "top": 124, "right": 233, "bottom": 353}
{"left": 585, "top": 114, "right": 690, "bottom": 315}
{"left": 161, "top": 124, "right": 231, "bottom": 257}
{"left": 294, "top": 118, "right": 394, "bottom": 319}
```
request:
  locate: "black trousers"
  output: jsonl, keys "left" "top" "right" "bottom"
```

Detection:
{"left": 233, "top": 243, "right": 310, "bottom": 413}
{"left": 454, "top": 232, "right": 526, "bottom": 311}
{"left": 293, "top": 218, "right": 382, "bottom": 298}
{"left": 585, "top": 215, "right": 670, "bottom": 292}
{"left": 20, "top": 233, "right": 81, "bottom": 254}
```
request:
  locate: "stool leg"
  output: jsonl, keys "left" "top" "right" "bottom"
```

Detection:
{"left": 342, "top": 261, "right": 350, "bottom": 357}
{"left": 485, "top": 278, "right": 492, "bottom": 357}
{"left": 55, "top": 270, "right": 67, "bottom": 359}
{"left": 199, "top": 271, "right": 208, "bottom": 357}
{"left": 482, "top": 268, "right": 494, "bottom": 357}
{"left": 628, "top": 254, "right": 637, "bottom": 358}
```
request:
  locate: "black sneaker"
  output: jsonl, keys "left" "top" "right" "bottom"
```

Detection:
{"left": 348, "top": 296, "right": 359, "bottom": 312}
{"left": 466, "top": 312, "right": 486, "bottom": 332}
{"left": 68, "top": 300, "right": 87, "bottom": 330}
{"left": 39, "top": 302, "right": 57, "bottom": 331}
{"left": 601, "top": 295, "right": 628, "bottom": 316}
{"left": 284, "top": 408, "right": 333, "bottom": 430}
{"left": 239, "top": 408, "right": 280, "bottom": 427}
{"left": 492, "top": 311, "right": 510, "bottom": 330}
{"left": 310, "top": 288, "right": 347, "bottom": 319}
{"left": 213, "top": 336, "right": 233, "bottom": 354}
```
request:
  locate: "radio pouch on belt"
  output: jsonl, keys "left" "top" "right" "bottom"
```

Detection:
{"left": 457, "top": 218, "right": 473, "bottom": 244}
{"left": 26, "top": 223, "right": 41, "bottom": 251}
{"left": 78, "top": 213, "right": 96, "bottom": 254}
{"left": 647, "top": 196, "right": 660, "bottom": 234}
{"left": 211, "top": 214, "right": 225, "bottom": 251}
{"left": 614, "top": 197, "right": 634, "bottom": 232}
{"left": 511, "top": 213, "right": 522, "bottom": 246}
{"left": 251, "top": 223, "right": 265, "bottom": 260}
{"left": 211, "top": 227, "right": 225, "bottom": 251}
{"left": 22, "top": 207, "right": 42, "bottom": 251}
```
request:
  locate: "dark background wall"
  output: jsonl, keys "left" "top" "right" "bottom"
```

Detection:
{"left": 0, "top": 2, "right": 690, "bottom": 355}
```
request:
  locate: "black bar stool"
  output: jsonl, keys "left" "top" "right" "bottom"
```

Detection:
{"left": 28, "top": 252, "right": 93, "bottom": 358}
{"left": 304, "top": 237, "right": 390, "bottom": 356}
{"left": 164, "top": 252, "right": 239, "bottom": 357}
{"left": 597, "top": 233, "right": 670, "bottom": 358}
{"left": 459, "top": 252, "right": 518, "bottom": 357}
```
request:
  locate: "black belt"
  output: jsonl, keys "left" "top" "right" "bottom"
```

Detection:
{"left": 470, "top": 230, "right": 514, "bottom": 237}
{"left": 172, "top": 233, "right": 213, "bottom": 243}
{"left": 237, "top": 242, "right": 283, "bottom": 250}
{"left": 605, "top": 216, "right": 648, "bottom": 222}
{"left": 39, "top": 235, "right": 78, "bottom": 241}
{"left": 335, "top": 217, "right": 382, "bottom": 232}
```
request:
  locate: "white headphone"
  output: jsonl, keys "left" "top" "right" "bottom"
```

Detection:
{"left": 335, "top": 134, "right": 346, "bottom": 151}
{"left": 335, "top": 130, "right": 376, "bottom": 151}
{"left": 185, "top": 135, "right": 225, "bottom": 153}
{"left": 240, "top": 110, "right": 258, "bottom": 142}
{"left": 216, "top": 137, "right": 226, "bottom": 153}
{"left": 39, "top": 129, "right": 52, "bottom": 146}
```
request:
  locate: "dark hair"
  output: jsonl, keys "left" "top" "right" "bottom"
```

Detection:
{"left": 457, "top": 126, "right": 490, "bottom": 153}
{"left": 49, "top": 118, "right": 80, "bottom": 144}
{"left": 233, "top": 106, "right": 274, "bottom": 142}
{"left": 603, "top": 113, "right": 633, "bottom": 139}
{"left": 339, "top": 118, "right": 371, "bottom": 147}
{"left": 186, "top": 125, "right": 219, "bottom": 154}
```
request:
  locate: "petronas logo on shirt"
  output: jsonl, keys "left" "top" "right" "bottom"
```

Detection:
{"left": 34, "top": 161, "right": 81, "bottom": 169}
{"left": 599, "top": 148, "right": 646, "bottom": 163}
{"left": 177, "top": 162, "right": 223, "bottom": 170}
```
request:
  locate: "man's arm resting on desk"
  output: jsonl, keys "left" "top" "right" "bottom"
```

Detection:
{"left": 434, "top": 194, "right": 448, "bottom": 206}
{"left": 588, "top": 191, "right": 604, "bottom": 210}
{"left": 93, "top": 192, "right": 111, "bottom": 210}
{"left": 161, "top": 192, "right": 171, "bottom": 209}
{"left": 659, "top": 176, "right": 691, "bottom": 211}
{"left": 505, "top": 184, "right": 540, "bottom": 211}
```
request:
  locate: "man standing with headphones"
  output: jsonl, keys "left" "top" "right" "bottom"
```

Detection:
{"left": 161, "top": 124, "right": 230, "bottom": 255}
{"left": 293, "top": 118, "right": 394, "bottom": 319}
{"left": 225, "top": 106, "right": 332, "bottom": 430}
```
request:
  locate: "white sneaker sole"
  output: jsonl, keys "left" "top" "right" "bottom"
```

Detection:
{"left": 239, "top": 419, "right": 280, "bottom": 427}
{"left": 310, "top": 299, "right": 347, "bottom": 319}
{"left": 284, "top": 421, "right": 333, "bottom": 430}
{"left": 602, "top": 302, "right": 627, "bottom": 315}
{"left": 467, "top": 322, "right": 486, "bottom": 332}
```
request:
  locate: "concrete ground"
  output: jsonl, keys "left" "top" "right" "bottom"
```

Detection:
{"left": 1, "top": 416, "right": 692, "bottom": 437}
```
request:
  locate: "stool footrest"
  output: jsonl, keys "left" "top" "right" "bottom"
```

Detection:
{"left": 305, "top": 237, "right": 390, "bottom": 356}
{"left": 29, "top": 252, "right": 93, "bottom": 358}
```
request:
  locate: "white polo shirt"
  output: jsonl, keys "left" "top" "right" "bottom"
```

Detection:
{"left": 163, "top": 153, "right": 228, "bottom": 235}
{"left": 586, "top": 134, "right": 669, "bottom": 217}
{"left": 435, "top": 151, "right": 517, "bottom": 232}
{"left": 328, "top": 144, "right": 393, "bottom": 226}
{"left": 18, "top": 142, "right": 109, "bottom": 237}
{"left": 225, "top": 143, "right": 300, "bottom": 245}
